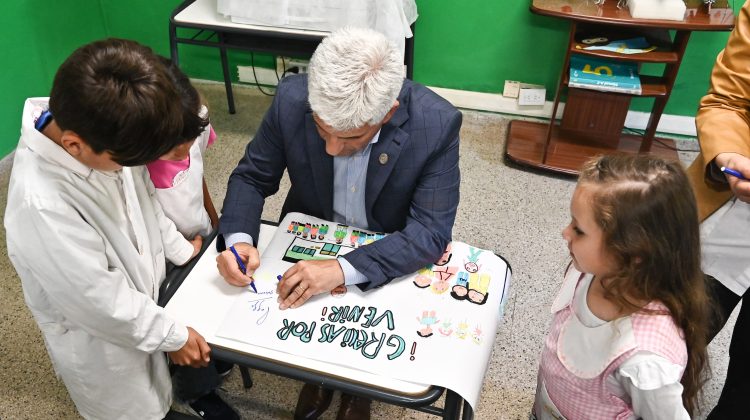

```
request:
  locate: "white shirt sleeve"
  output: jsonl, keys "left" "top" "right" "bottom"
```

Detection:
{"left": 10, "top": 199, "right": 188, "bottom": 353}
{"left": 225, "top": 232, "right": 255, "bottom": 248}
{"left": 338, "top": 256, "right": 368, "bottom": 285}
{"left": 612, "top": 351, "right": 690, "bottom": 420}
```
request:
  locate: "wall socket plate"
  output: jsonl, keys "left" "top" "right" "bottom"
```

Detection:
{"left": 277, "top": 56, "right": 309, "bottom": 75}
{"left": 503, "top": 80, "right": 521, "bottom": 98}
{"left": 237, "top": 65, "right": 279, "bottom": 86}
{"left": 518, "top": 87, "right": 546, "bottom": 106}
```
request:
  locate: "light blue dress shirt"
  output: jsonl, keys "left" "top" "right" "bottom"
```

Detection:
{"left": 225, "top": 130, "right": 380, "bottom": 286}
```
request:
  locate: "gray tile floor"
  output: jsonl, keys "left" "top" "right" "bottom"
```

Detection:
{"left": 0, "top": 82, "right": 737, "bottom": 419}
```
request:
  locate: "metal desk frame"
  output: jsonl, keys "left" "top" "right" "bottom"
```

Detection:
{"left": 169, "top": 0, "right": 415, "bottom": 114}
{"left": 159, "top": 224, "right": 473, "bottom": 420}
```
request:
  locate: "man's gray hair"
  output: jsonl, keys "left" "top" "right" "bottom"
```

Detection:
{"left": 308, "top": 26, "right": 405, "bottom": 131}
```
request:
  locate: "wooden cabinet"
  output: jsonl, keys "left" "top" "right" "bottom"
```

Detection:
{"left": 505, "top": 0, "right": 735, "bottom": 175}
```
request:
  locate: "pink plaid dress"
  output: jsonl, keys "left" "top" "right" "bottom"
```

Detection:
{"left": 533, "top": 269, "right": 687, "bottom": 420}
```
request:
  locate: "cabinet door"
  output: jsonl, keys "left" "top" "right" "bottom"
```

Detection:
{"left": 560, "top": 87, "right": 631, "bottom": 148}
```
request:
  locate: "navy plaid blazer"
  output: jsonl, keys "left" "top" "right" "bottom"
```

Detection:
{"left": 219, "top": 74, "right": 461, "bottom": 289}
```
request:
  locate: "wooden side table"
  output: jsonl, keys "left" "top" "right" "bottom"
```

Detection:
{"left": 506, "top": 0, "right": 735, "bottom": 175}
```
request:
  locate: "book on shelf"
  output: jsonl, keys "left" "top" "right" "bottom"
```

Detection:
{"left": 569, "top": 55, "right": 642, "bottom": 95}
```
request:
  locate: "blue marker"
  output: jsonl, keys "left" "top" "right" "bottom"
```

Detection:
{"left": 720, "top": 166, "right": 747, "bottom": 181}
{"left": 229, "top": 245, "right": 258, "bottom": 293}
{"left": 277, "top": 275, "right": 283, "bottom": 282}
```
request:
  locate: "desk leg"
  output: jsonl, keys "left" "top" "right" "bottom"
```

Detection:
{"left": 239, "top": 366, "right": 253, "bottom": 389}
{"left": 443, "top": 389, "right": 462, "bottom": 420}
{"left": 169, "top": 22, "right": 179, "bottom": 66}
{"left": 217, "top": 33, "right": 236, "bottom": 114}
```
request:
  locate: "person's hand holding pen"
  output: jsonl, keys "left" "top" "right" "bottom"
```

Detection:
{"left": 715, "top": 152, "right": 750, "bottom": 203}
{"left": 216, "top": 242, "right": 260, "bottom": 288}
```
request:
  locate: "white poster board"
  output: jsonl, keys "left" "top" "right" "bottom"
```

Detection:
{"left": 215, "top": 213, "right": 511, "bottom": 409}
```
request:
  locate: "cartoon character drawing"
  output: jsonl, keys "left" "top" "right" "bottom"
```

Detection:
{"left": 303, "top": 223, "right": 311, "bottom": 239}
{"left": 349, "top": 230, "right": 359, "bottom": 248}
{"left": 374, "top": 232, "right": 385, "bottom": 241}
{"left": 431, "top": 272, "right": 453, "bottom": 294}
{"left": 295, "top": 223, "right": 304, "bottom": 236}
{"left": 464, "top": 247, "right": 483, "bottom": 273}
{"left": 438, "top": 320, "right": 453, "bottom": 337}
{"left": 432, "top": 264, "right": 457, "bottom": 286}
{"left": 318, "top": 224, "right": 329, "bottom": 240}
{"left": 451, "top": 271, "right": 470, "bottom": 300}
{"left": 472, "top": 325, "right": 483, "bottom": 345}
{"left": 334, "top": 225, "right": 347, "bottom": 244}
{"left": 287, "top": 221, "right": 296, "bottom": 233}
{"left": 426, "top": 243, "right": 457, "bottom": 288}
{"left": 416, "top": 310, "right": 439, "bottom": 338}
{"left": 311, "top": 224, "right": 319, "bottom": 239}
{"left": 357, "top": 232, "right": 366, "bottom": 247}
{"left": 467, "top": 273, "right": 491, "bottom": 305}
{"left": 435, "top": 243, "right": 452, "bottom": 266}
{"left": 413, "top": 265, "right": 433, "bottom": 288}
{"left": 456, "top": 321, "right": 469, "bottom": 340}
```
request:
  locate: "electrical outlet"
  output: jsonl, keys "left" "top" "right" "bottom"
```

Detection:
{"left": 276, "top": 56, "right": 309, "bottom": 76}
{"left": 237, "top": 65, "right": 279, "bottom": 86}
{"left": 503, "top": 80, "right": 521, "bottom": 98}
{"left": 518, "top": 87, "right": 546, "bottom": 106}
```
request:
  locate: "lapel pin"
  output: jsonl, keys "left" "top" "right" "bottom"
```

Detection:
{"left": 379, "top": 153, "right": 389, "bottom": 165}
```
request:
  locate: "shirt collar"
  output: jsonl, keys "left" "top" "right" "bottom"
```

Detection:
{"left": 349, "top": 129, "right": 381, "bottom": 158}
{"left": 21, "top": 98, "right": 93, "bottom": 178}
{"left": 370, "top": 129, "right": 381, "bottom": 145}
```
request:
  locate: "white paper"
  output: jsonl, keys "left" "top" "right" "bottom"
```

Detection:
{"left": 215, "top": 212, "right": 511, "bottom": 409}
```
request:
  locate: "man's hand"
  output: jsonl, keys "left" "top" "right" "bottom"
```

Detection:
{"left": 715, "top": 152, "right": 750, "bottom": 202}
{"left": 216, "top": 242, "right": 260, "bottom": 287}
{"left": 276, "top": 259, "right": 345, "bottom": 310}
{"left": 168, "top": 327, "right": 211, "bottom": 368}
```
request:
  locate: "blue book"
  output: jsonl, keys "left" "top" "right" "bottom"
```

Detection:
{"left": 569, "top": 55, "right": 641, "bottom": 94}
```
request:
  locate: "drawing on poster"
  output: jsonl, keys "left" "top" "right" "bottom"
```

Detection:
{"left": 410, "top": 245, "right": 493, "bottom": 306}
{"left": 210, "top": 212, "right": 512, "bottom": 411}
{"left": 276, "top": 304, "right": 410, "bottom": 361}
{"left": 418, "top": 315, "right": 484, "bottom": 345}
{"left": 416, "top": 310, "right": 439, "bottom": 337}
{"left": 413, "top": 265, "right": 433, "bottom": 288}
{"left": 282, "top": 220, "right": 386, "bottom": 263}
{"left": 451, "top": 247, "right": 492, "bottom": 305}
{"left": 245, "top": 291, "right": 276, "bottom": 325}
{"left": 438, "top": 320, "right": 453, "bottom": 337}
{"left": 283, "top": 237, "right": 350, "bottom": 263}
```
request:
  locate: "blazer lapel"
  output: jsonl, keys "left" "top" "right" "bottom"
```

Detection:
{"left": 305, "top": 113, "right": 334, "bottom": 220}
{"left": 365, "top": 106, "right": 409, "bottom": 228}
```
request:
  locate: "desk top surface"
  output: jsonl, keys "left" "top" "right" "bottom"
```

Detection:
{"left": 174, "top": 0, "right": 330, "bottom": 37}
{"left": 164, "top": 223, "right": 430, "bottom": 395}
{"left": 531, "top": 0, "right": 735, "bottom": 30}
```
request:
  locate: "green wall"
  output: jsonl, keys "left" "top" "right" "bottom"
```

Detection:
{"left": 0, "top": 1, "right": 734, "bottom": 158}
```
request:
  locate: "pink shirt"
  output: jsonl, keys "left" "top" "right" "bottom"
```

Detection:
{"left": 535, "top": 268, "right": 688, "bottom": 420}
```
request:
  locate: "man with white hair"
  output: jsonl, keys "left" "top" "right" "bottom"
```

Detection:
{"left": 216, "top": 26, "right": 461, "bottom": 419}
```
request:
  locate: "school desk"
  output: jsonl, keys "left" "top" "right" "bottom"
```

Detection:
{"left": 169, "top": 0, "right": 415, "bottom": 114}
{"left": 160, "top": 222, "right": 476, "bottom": 420}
